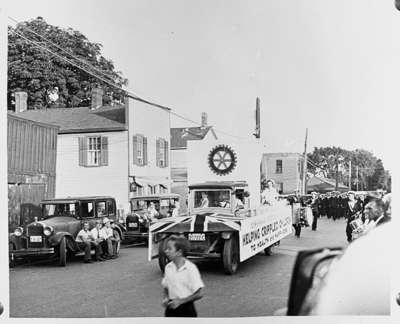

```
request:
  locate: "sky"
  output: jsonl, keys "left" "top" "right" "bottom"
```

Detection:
{"left": 2, "top": 0, "right": 399, "bottom": 171}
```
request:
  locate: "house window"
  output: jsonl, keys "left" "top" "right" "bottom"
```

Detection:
{"left": 79, "top": 136, "right": 108, "bottom": 167}
{"left": 88, "top": 137, "right": 101, "bottom": 166}
{"left": 276, "top": 159, "right": 283, "bottom": 174}
{"left": 133, "top": 134, "right": 148, "bottom": 166}
{"left": 156, "top": 138, "right": 169, "bottom": 168}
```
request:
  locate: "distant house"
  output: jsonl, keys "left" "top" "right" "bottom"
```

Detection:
{"left": 7, "top": 112, "right": 59, "bottom": 230}
{"left": 261, "top": 152, "right": 303, "bottom": 194}
{"left": 11, "top": 89, "right": 171, "bottom": 215}
{"left": 170, "top": 113, "right": 217, "bottom": 211}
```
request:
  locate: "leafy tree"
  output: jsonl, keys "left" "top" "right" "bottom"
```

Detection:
{"left": 307, "top": 147, "right": 389, "bottom": 191}
{"left": 8, "top": 17, "right": 128, "bottom": 109}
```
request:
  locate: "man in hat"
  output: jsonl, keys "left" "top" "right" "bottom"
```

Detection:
{"left": 100, "top": 218, "right": 118, "bottom": 259}
{"left": 76, "top": 222, "right": 104, "bottom": 263}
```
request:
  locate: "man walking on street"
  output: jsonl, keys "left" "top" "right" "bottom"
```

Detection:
{"left": 161, "top": 235, "right": 204, "bottom": 317}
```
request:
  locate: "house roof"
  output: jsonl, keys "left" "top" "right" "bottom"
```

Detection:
{"left": 306, "top": 176, "right": 348, "bottom": 192}
{"left": 263, "top": 152, "right": 302, "bottom": 158}
{"left": 170, "top": 126, "right": 215, "bottom": 149}
{"left": 9, "top": 105, "right": 126, "bottom": 134}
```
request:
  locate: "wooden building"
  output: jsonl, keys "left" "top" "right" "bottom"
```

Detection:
{"left": 7, "top": 113, "right": 59, "bottom": 230}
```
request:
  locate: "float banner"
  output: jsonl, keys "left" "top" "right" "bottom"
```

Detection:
{"left": 239, "top": 205, "right": 292, "bottom": 262}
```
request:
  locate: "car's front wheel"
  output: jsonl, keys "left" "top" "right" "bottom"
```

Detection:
{"left": 9, "top": 242, "right": 16, "bottom": 268}
{"left": 223, "top": 235, "right": 239, "bottom": 275}
{"left": 59, "top": 237, "right": 67, "bottom": 267}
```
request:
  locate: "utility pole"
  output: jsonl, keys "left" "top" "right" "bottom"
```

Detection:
{"left": 356, "top": 165, "right": 359, "bottom": 191}
{"left": 254, "top": 97, "right": 260, "bottom": 139}
{"left": 302, "top": 128, "right": 308, "bottom": 195}
{"left": 348, "top": 160, "right": 352, "bottom": 190}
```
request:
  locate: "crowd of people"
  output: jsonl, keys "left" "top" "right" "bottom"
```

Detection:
{"left": 260, "top": 178, "right": 391, "bottom": 242}
{"left": 75, "top": 217, "right": 120, "bottom": 263}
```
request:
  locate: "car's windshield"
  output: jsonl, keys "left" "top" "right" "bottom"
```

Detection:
{"left": 194, "top": 190, "right": 231, "bottom": 208}
{"left": 132, "top": 199, "right": 160, "bottom": 211}
{"left": 43, "top": 203, "right": 78, "bottom": 218}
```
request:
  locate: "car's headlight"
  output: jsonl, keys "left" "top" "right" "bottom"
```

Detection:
{"left": 14, "top": 227, "right": 23, "bottom": 236}
{"left": 43, "top": 226, "right": 53, "bottom": 236}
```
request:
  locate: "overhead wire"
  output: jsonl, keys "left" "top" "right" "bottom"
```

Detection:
{"left": 8, "top": 15, "right": 119, "bottom": 84}
{"left": 8, "top": 24, "right": 250, "bottom": 142}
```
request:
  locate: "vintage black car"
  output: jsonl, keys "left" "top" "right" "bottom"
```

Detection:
{"left": 124, "top": 194, "right": 180, "bottom": 242}
{"left": 9, "top": 196, "right": 124, "bottom": 267}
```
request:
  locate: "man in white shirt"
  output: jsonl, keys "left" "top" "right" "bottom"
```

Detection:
{"left": 76, "top": 222, "right": 104, "bottom": 263}
{"left": 161, "top": 235, "right": 204, "bottom": 317}
{"left": 100, "top": 218, "right": 117, "bottom": 259}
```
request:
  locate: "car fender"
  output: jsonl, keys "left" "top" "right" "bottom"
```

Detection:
{"left": 9, "top": 233, "right": 27, "bottom": 250}
{"left": 112, "top": 223, "right": 124, "bottom": 240}
{"left": 48, "top": 232, "right": 78, "bottom": 251}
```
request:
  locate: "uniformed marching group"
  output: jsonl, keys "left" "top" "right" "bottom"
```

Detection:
{"left": 306, "top": 189, "right": 391, "bottom": 242}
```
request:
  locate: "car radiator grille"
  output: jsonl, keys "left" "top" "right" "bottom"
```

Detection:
{"left": 27, "top": 224, "right": 44, "bottom": 248}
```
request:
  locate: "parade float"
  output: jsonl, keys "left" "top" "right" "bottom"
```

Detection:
{"left": 148, "top": 138, "right": 292, "bottom": 274}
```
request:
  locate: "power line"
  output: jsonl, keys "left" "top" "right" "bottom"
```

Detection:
{"left": 8, "top": 15, "right": 119, "bottom": 84}
{"left": 9, "top": 27, "right": 249, "bottom": 142}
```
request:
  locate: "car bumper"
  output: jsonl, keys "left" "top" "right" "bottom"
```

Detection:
{"left": 10, "top": 248, "right": 55, "bottom": 257}
{"left": 124, "top": 232, "right": 149, "bottom": 239}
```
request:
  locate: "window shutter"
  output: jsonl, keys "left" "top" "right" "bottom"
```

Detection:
{"left": 101, "top": 136, "right": 108, "bottom": 166}
{"left": 78, "top": 137, "right": 88, "bottom": 166}
{"left": 143, "top": 137, "right": 148, "bottom": 166}
{"left": 132, "top": 135, "right": 138, "bottom": 165}
{"left": 156, "top": 138, "right": 160, "bottom": 167}
{"left": 164, "top": 140, "right": 169, "bottom": 168}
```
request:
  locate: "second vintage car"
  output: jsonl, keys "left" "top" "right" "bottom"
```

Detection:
{"left": 9, "top": 196, "right": 125, "bottom": 267}
{"left": 124, "top": 193, "right": 180, "bottom": 242}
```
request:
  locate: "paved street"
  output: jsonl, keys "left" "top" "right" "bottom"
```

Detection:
{"left": 10, "top": 217, "right": 348, "bottom": 318}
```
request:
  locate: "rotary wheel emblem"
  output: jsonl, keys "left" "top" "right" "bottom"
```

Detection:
{"left": 208, "top": 145, "right": 237, "bottom": 175}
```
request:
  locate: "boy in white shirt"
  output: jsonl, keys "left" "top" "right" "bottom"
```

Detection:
{"left": 161, "top": 235, "right": 204, "bottom": 317}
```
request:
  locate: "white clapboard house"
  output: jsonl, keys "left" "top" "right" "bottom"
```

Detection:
{"left": 13, "top": 89, "right": 171, "bottom": 213}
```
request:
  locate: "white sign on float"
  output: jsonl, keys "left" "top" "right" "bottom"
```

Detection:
{"left": 239, "top": 204, "right": 292, "bottom": 261}
{"left": 186, "top": 137, "right": 264, "bottom": 209}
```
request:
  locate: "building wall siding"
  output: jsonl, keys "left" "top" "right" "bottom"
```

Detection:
{"left": 55, "top": 131, "right": 129, "bottom": 211}
{"left": 7, "top": 114, "right": 59, "bottom": 229}
{"left": 127, "top": 98, "right": 171, "bottom": 190}
{"left": 262, "top": 153, "right": 302, "bottom": 194}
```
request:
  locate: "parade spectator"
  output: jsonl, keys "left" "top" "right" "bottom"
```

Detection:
{"left": 261, "top": 179, "right": 279, "bottom": 206}
{"left": 363, "top": 197, "right": 390, "bottom": 230}
{"left": 76, "top": 222, "right": 103, "bottom": 263}
{"left": 162, "top": 235, "right": 204, "bottom": 317}
{"left": 312, "top": 222, "right": 391, "bottom": 315}
{"left": 90, "top": 220, "right": 107, "bottom": 259}
{"left": 100, "top": 218, "right": 118, "bottom": 259}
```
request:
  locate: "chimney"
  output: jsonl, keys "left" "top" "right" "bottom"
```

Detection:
{"left": 14, "top": 91, "right": 28, "bottom": 113}
{"left": 201, "top": 112, "right": 208, "bottom": 127}
{"left": 91, "top": 87, "right": 103, "bottom": 110}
